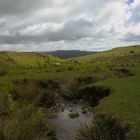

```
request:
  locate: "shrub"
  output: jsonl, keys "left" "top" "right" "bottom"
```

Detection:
{"left": 10, "top": 80, "right": 40, "bottom": 102}
{"left": 39, "top": 80, "right": 60, "bottom": 90}
{"left": 130, "top": 50, "right": 135, "bottom": 54}
{"left": 0, "top": 93, "right": 12, "bottom": 117}
{"left": 68, "top": 66, "right": 74, "bottom": 71}
{"left": 78, "top": 75, "right": 106, "bottom": 84}
{"left": 0, "top": 69, "right": 7, "bottom": 76}
{"left": 60, "top": 79, "right": 81, "bottom": 100}
{"left": 0, "top": 104, "right": 55, "bottom": 140}
{"left": 37, "top": 90, "right": 56, "bottom": 107}
{"left": 76, "top": 114, "right": 130, "bottom": 140}
{"left": 114, "top": 68, "right": 135, "bottom": 77}
{"left": 78, "top": 76, "right": 94, "bottom": 84}
{"left": 55, "top": 69, "right": 62, "bottom": 73}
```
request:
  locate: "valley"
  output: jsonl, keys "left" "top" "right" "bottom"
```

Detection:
{"left": 0, "top": 45, "right": 140, "bottom": 140}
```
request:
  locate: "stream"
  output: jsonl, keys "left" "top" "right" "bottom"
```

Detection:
{"left": 49, "top": 103, "right": 93, "bottom": 140}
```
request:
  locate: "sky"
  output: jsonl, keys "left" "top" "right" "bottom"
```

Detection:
{"left": 0, "top": 0, "right": 140, "bottom": 52}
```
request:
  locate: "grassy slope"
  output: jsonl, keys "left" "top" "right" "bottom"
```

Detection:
{"left": 74, "top": 46, "right": 140, "bottom": 139}
{"left": 95, "top": 69, "right": 140, "bottom": 139}
{"left": 0, "top": 46, "right": 140, "bottom": 139}
{"left": 75, "top": 46, "right": 140, "bottom": 139}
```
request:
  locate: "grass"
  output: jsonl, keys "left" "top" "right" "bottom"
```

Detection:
{"left": 95, "top": 74, "right": 140, "bottom": 139}
{"left": 0, "top": 102, "right": 55, "bottom": 140}
{"left": 0, "top": 45, "right": 140, "bottom": 139}
{"left": 76, "top": 114, "right": 130, "bottom": 140}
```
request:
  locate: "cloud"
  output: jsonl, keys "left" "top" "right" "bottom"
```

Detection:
{"left": 0, "top": 0, "right": 48, "bottom": 16}
{"left": 0, "top": 19, "right": 94, "bottom": 44}
{"left": 122, "top": 33, "right": 140, "bottom": 42}
{"left": 127, "top": 2, "right": 140, "bottom": 24}
{"left": 45, "top": 19, "right": 94, "bottom": 41}
{"left": 0, "top": 0, "right": 139, "bottom": 51}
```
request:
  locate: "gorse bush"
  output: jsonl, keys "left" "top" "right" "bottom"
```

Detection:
{"left": 76, "top": 114, "right": 130, "bottom": 140}
{"left": 0, "top": 104, "right": 55, "bottom": 140}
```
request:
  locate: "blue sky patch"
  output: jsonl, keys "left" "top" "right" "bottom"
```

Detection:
{"left": 128, "top": 0, "right": 134, "bottom": 4}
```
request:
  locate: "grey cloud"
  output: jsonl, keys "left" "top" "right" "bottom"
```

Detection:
{"left": 0, "top": 19, "right": 94, "bottom": 44}
{"left": 46, "top": 19, "right": 93, "bottom": 41}
{"left": 0, "top": 34, "right": 34, "bottom": 44}
{"left": 0, "top": 0, "right": 49, "bottom": 16}
{"left": 122, "top": 33, "right": 140, "bottom": 42}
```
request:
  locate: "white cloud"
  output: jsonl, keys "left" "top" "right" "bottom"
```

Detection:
{"left": 131, "top": 0, "right": 140, "bottom": 8}
{"left": 20, "top": 22, "right": 64, "bottom": 36}
{"left": 0, "top": 0, "right": 139, "bottom": 51}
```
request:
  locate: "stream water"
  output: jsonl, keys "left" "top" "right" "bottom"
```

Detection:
{"left": 49, "top": 104, "right": 93, "bottom": 140}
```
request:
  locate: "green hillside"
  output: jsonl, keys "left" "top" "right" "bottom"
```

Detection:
{"left": 0, "top": 45, "right": 140, "bottom": 139}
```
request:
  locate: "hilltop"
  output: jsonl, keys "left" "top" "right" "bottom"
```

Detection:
{"left": 47, "top": 50, "right": 93, "bottom": 58}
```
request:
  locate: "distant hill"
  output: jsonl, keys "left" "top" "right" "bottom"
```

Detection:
{"left": 47, "top": 50, "right": 93, "bottom": 58}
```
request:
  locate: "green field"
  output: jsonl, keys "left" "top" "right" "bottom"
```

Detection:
{"left": 0, "top": 45, "right": 140, "bottom": 139}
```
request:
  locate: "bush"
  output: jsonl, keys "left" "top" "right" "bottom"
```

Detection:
{"left": 78, "top": 76, "right": 94, "bottom": 84}
{"left": 0, "top": 93, "right": 12, "bottom": 117}
{"left": 68, "top": 66, "right": 74, "bottom": 71}
{"left": 114, "top": 68, "right": 135, "bottom": 77}
{"left": 0, "top": 69, "right": 7, "bottom": 76}
{"left": 0, "top": 104, "right": 55, "bottom": 140}
{"left": 77, "top": 75, "right": 106, "bottom": 84}
{"left": 130, "top": 50, "right": 135, "bottom": 54}
{"left": 38, "top": 80, "right": 60, "bottom": 90}
{"left": 10, "top": 81, "right": 40, "bottom": 102}
{"left": 76, "top": 114, "right": 130, "bottom": 140}
{"left": 37, "top": 90, "right": 56, "bottom": 107}
{"left": 60, "top": 79, "right": 81, "bottom": 100}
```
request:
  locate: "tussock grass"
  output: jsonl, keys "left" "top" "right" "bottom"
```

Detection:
{"left": 76, "top": 114, "right": 130, "bottom": 140}
{"left": 0, "top": 104, "right": 55, "bottom": 140}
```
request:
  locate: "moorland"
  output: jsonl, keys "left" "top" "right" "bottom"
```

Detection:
{"left": 0, "top": 45, "right": 140, "bottom": 140}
